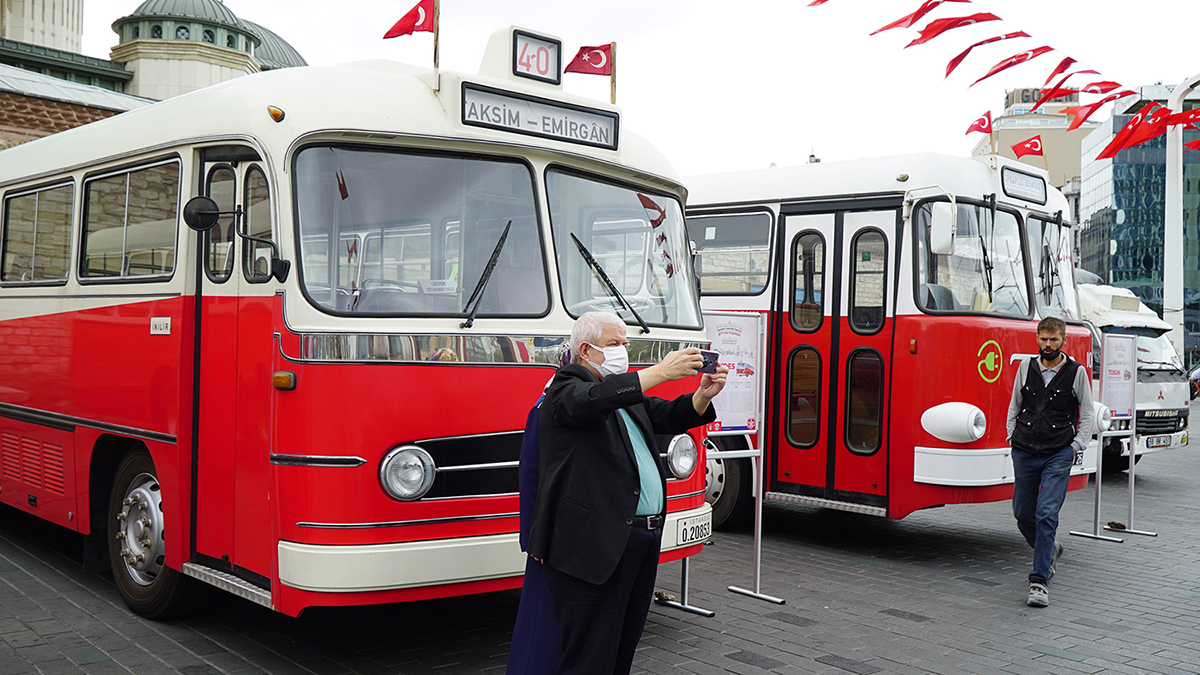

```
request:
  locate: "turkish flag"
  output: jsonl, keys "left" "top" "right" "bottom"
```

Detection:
{"left": 906, "top": 14, "right": 1001, "bottom": 48}
{"left": 1029, "top": 75, "right": 1077, "bottom": 113}
{"left": 1122, "top": 105, "right": 1172, "bottom": 147}
{"left": 971, "top": 46, "right": 1054, "bottom": 87}
{"left": 1012, "top": 135, "right": 1044, "bottom": 158}
{"left": 1166, "top": 108, "right": 1200, "bottom": 127}
{"left": 965, "top": 111, "right": 992, "bottom": 135}
{"left": 945, "top": 32, "right": 1029, "bottom": 78}
{"left": 1184, "top": 139, "right": 1200, "bottom": 154}
{"left": 1042, "top": 57, "right": 1076, "bottom": 86}
{"left": 384, "top": 0, "right": 434, "bottom": 39}
{"left": 1096, "top": 104, "right": 1164, "bottom": 160}
{"left": 565, "top": 45, "right": 612, "bottom": 75}
{"left": 807, "top": 0, "right": 833, "bottom": 6}
{"left": 1081, "top": 81, "right": 1123, "bottom": 95}
{"left": 1060, "top": 90, "right": 1134, "bottom": 131}
{"left": 872, "top": 0, "right": 971, "bottom": 36}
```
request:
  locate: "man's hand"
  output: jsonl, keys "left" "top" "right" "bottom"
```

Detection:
{"left": 637, "top": 348, "right": 705, "bottom": 391}
{"left": 693, "top": 365, "right": 729, "bottom": 415}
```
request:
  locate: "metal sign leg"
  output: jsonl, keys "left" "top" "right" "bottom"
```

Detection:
{"left": 655, "top": 557, "right": 715, "bottom": 617}
{"left": 728, "top": 456, "right": 785, "bottom": 605}
{"left": 1107, "top": 437, "right": 1157, "bottom": 537}
{"left": 1071, "top": 431, "right": 1124, "bottom": 543}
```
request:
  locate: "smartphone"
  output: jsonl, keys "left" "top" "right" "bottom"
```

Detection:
{"left": 697, "top": 350, "right": 719, "bottom": 374}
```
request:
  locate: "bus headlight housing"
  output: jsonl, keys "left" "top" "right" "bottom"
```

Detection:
{"left": 667, "top": 434, "right": 698, "bottom": 479}
{"left": 920, "top": 402, "right": 986, "bottom": 443}
{"left": 1094, "top": 403, "right": 1112, "bottom": 433}
{"left": 379, "top": 445, "right": 436, "bottom": 501}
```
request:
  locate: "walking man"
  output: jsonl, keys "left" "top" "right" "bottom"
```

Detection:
{"left": 1006, "top": 316, "right": 1093, "bottom": 607}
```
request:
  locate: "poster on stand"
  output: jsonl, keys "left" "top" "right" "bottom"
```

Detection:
{"left": 702, "top": 312, "right": 763, "bottom": 435}
{"left": 1100, "top": 333, "right": 1136, "bottom": 418}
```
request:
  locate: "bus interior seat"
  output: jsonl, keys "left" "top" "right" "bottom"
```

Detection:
{"left": 354, "top": 287, "right": 457, "bottom": 313}
{"left": 921, "top": 283, "right": 959, "bottom": 311}
{"left": 484, "top": 266, "right": 548, "bottom": 314}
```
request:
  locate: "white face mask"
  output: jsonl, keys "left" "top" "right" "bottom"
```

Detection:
{"left": 586, "top": 344, "right": 629, "bottom": 378}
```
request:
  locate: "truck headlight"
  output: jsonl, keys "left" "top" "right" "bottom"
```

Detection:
{"left": 667, "top": 434, "right": 698, "bottom": 479}
{"left": 379, "top": 445, "right": 436, "bottom": 501}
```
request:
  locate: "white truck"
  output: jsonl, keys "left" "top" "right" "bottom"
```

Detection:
{"left": 1078, "top": 281, "right": 1190, "bottom": 472}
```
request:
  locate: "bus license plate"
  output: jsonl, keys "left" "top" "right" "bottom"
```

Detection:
{"left": 677, "top": 513, "right": 712, "bottom": 545}
{"left": 1146, "top": 435, "right": 1171, "bottom": 448}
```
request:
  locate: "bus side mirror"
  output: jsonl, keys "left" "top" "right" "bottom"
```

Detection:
{"left": 182, "top": 196, "right": 220, "bottom": 231}
{"left": 929, "top": 202, "right": 956, "bottom": 256}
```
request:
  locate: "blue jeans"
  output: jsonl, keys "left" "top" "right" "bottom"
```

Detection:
{"left": 1012, "top": 445, "right": 1074, "bottom": 584}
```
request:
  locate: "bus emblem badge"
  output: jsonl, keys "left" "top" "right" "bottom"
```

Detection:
{"left": 977, "top": 340, "right": 1003, "bottom": 383}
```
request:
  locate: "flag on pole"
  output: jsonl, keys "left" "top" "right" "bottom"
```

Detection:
{"left": 905, "top": 13, "right": 1001, "bottom": 48}
{"left": 965, "top": 111, "right": 992, "bottom": 135}
{"left": 945, "top": 32, "right": 1029, "bottom": 77}
{"left": 871, "top": 0, "right": 972, "bottom": 35}
{"left": 971, "top": 46, "right": 1054, "bottom": 87}
{"left": 1012, "top": 135, "right": 1044, "bottom": 158}
{"left": 565, "top": 44, "right": 612, "bottom": 75}
{"left": 384, "top": 0, "right": 434, "bottom": 38}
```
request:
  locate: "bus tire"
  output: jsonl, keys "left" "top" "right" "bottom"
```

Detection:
{"left": 705, "top": 443, "right": 752, "bottom": 530}
{"left": 107, "top": 449, "right": 209, "bottom": 619}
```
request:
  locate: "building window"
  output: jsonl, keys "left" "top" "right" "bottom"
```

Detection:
{"left": 202, "top": 29, "right": 214, "bottom": 44}
{"left": 227, "top": 34, "right": 236, "bottom": 48}
{"left": 132, "top": 26, "right": 140, "bottom": 39}
{"left": 151, "top": 24, "right": 162, "bottom": 39}
{"left": 175, "top": 26, "right": 190, "bottom": 40}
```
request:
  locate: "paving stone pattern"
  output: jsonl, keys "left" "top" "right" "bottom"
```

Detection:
{"left": 3, "top": 439, "right": 1199, "bottom": 675}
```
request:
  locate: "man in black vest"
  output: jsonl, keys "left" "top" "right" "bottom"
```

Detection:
{"left": 1006, "top": 316, "right": 1094, "bottom": 608}
{"left": 529, "top": 311, "right": 726, "bottom": 675}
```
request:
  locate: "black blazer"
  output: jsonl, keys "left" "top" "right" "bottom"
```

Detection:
{"left": 528, "top": 364, "right": 715, "bottom": 584}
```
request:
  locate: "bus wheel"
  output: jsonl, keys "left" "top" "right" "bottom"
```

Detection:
{"left": 705, "top": 443, "right": 752, "bottom": 530}
{"left": 108, "top": 450, "right": 207, "bottom": 619}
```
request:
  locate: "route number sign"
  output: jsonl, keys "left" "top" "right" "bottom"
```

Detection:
{"left": 512, "top": 30, "right": 561, "bottom": 85}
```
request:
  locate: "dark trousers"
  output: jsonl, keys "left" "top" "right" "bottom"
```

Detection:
{"left": 1012, "top": 445, "right": 1074, "bottom": 584}
{"left": 506, "top": 555, "right": 561, "bottom": 675}
{"left": 543, "top": 526, "right": 662, "bottom": 675}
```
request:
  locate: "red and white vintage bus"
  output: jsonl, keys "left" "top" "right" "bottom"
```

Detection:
{"left": 0, "top": 26, "right": 711, "bottom": 618}
{"left": 686, "top": 154, "right": 1103, "bottom": 527}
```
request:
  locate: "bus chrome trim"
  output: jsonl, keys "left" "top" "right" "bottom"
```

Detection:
{"left": 765, "top": 491, "right": 888, "bottom": 518}
{"left": 182, "top": 563, "right": 272, "bottom": 608}
{"left": 0, "top": 402, "right": 175, "bottom": 444}
{"left": 436, "top": 461, "right": 519, "bottom": 472}
{"left": 667, "top": 488, "right": 706, "bottom": 501}
{"left": 913, "top": 446, "right": 1013, "bottom": 487}
{"left": 270, "top": 454, "right": 367, "bottom": 467}
{"left": 277, "top": 533, "right": 526, "bottom": 593}
{"left": 297, "top": 511, "right": 519, "bottom": 529}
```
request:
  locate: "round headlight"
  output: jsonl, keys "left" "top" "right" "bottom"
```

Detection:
{"left": 379, "top": 445, "right": 436, "bottom": 501}
{"left": 667, "top": 434, "right": 698, "bottom": 479}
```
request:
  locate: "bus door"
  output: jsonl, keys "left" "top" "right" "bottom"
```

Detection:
{"left": 774, "top": 203, "right": 898, "bottom": 508}
{"left": 193, "top": 147, "right": 274, "bottom": 581}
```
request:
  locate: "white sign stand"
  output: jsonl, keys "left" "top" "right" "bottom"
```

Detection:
{"left": 1097, "top": 334, "right": 1157, "bottom": 538}
{"left": 701, "top": 311, "right": 784, "bottom": 606}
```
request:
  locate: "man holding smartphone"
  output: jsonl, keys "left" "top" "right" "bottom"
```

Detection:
{"left": 528, "top": 311, "right": 727, "bottom": 675}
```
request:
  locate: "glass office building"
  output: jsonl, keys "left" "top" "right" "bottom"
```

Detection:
{"left": 1079, "top": 97, "right": 1200, "bottom": 363}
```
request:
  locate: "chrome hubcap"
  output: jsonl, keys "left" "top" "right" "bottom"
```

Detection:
{"left": 115, "top": 472, "right": 165, "bottom": 586}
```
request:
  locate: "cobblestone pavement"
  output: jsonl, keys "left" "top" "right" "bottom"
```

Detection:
{"left": 3, "top": 438, "right": 1199, "bottom": 675}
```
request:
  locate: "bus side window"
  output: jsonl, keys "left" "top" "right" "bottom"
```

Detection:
{"left": 82, "top": 161, "right": 179, "bottom": 280}
{"left": 205, "top": 165, "right": 236, "bottom": 282}
{"left": 787, "top": 347, "right": 821, "bottom": 447}
{"left": 243, "top": 166, "right": 272, "bottom": 282}
{"left": 791, "top": 232, "right": 824, "bottom": 332}
{"left": 849, "top": 229, "right": 886, "bottom": 333}
{"left": 2, "top": 183, "right": 73, "bottom": 283}
{"left": 846, "top": 348, "right": 884, "bottom": 455}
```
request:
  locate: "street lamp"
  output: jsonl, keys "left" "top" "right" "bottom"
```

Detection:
{"left": 1164, "top": 71, "right": 1200, "bottom": 359}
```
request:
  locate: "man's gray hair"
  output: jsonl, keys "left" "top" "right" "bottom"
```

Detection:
{"left": 571, "top": 312, "right": 627, "bottom": 364}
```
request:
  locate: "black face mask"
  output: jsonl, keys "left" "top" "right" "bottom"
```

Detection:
{"left": 1040, "top": 346, "right": 1062, "bottom": 362}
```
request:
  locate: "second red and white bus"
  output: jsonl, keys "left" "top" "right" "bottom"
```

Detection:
{"left": 686, "top": 154, "right": 1103, "bottom": 526}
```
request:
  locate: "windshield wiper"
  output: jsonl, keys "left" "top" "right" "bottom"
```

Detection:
{"left": 569, "top": 233, "right": 650, "bottom": 335}
{"left": 978, "top": 194, "right": 996, "bottom": 302}
{"left": 460, "top": 220, "right": 511, "bottom": 329}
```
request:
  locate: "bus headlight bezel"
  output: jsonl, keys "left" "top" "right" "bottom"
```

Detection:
{"left": 379, "top": 445, "right": 437, "bottom": 501}
{"left": 667, "top": 434, "right": 699, "bottom": 480}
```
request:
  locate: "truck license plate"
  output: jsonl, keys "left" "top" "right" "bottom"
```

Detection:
{"left": 677, "top": 513, "right": 712, "bottom": 545}
{"left": 1146, "top": 435, "right": 1171, "bottom": 448}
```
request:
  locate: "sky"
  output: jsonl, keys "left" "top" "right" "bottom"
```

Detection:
{"left": 78, "top": 0, "right": 1199, "bottom": 177}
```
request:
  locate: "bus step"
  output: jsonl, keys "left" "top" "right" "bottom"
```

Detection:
{"left": 182, "top": 562, "right": 272, "bottom": 608}
{"left": 764, "top": 492, "right": 887, "bottom": 518}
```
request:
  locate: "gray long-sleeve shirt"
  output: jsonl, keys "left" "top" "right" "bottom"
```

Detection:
{"left": 1005, "top": 354, "right": 1095, "bottom": 452}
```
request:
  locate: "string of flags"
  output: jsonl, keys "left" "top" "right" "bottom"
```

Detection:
{"left": 809, "top": 0, "right": 1200, "bottom": 159}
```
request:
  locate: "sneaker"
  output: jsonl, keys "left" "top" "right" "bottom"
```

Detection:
{"left": 1049, "top": 540, "right": 1064, "bottom": 580}
{"left": 1027, "top": 582, "right": 1049, "bottom": 608}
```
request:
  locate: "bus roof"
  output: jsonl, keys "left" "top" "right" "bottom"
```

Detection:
{"left": 0, "top": 51, "right": 680, "bottom": 193}
{"left": 685, "top": 153, "right": 1070, "bottom": 220}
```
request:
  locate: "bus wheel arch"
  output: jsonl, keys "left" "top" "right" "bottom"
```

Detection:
{"left": 704, "top": 435, "right": 753, "bottom": 530}
{"left": 105, "top": 444, "right": 208, "bottom": 618}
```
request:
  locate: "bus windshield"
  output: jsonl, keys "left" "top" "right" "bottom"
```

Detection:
{"left": 294, "top": 146, "right": 549, "bottom": 316}
{"left": 1028, "top": 216, "right": 1080, "bottom": 321}
{"left": 546, "top": 169, "right": 701, "bottom": 329}
{"left": 916, "top": 201, "right": 1029, "bottom": 317}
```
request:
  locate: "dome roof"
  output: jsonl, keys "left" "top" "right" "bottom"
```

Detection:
{"left": 121, "top": 0, "right": 246, "bottom": 31}
{"left": 242, "top": 20, "right": 307, "bottom": 70}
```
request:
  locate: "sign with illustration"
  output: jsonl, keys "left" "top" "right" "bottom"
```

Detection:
{"left": 703, "top": 312, "right": 763, "bottom": 435}
{"left": 1099, "top": 333, "right": 1136, "bottom": 418}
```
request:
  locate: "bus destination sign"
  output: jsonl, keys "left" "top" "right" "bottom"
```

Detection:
{"left": 462, "top": 83, "right": 618, "bottom": 151}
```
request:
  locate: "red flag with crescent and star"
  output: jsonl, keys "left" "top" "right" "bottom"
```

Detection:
{"left": 565, "top": 45, "right": 612, "bottom": 75}
{"left": 1185, "top": 139, "right": 1200, "bottom": 154}
{"left": 871, "top": 0, "right": 972, "bottom": 36}
{"left": 945, "top": 32, "right": 1029, "bottom": 77}
{"left": 1095, "top": 104, "right": 1164, "bottom": 160}
{"left": 384, "top": 0, "right": 434, "bottom": 38}
{"left": 971, "top": 46, "right": 1054, "bottom": 87}
{"left": 965, "top": 111, "right": 992, "bottom": 135}
{"left": 1166, "top": 108, "right": 1200, "bottom": 128}
{"left": 1012, "top": 135, "right": 1044, "bottom": 158}
{"left": 1060, "top": 90, "right": 1135, "bottom": 131}
{"left": 906, "top": 14, "right": 1001, "bottom": 48}
{"left": 1042, "top": 57, "right": 1076, "bottom": 86}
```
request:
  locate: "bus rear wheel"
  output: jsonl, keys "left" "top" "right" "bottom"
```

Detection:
{"left": 705, "top": 439, "right": 752, "bottom": 530}
{"left": 107, "top": 449, "right": 208, "bottom": 619}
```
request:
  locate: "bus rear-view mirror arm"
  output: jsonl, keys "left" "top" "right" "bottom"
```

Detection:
{"left": 182, "top": 195, "right": 291, "bottom": 283}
